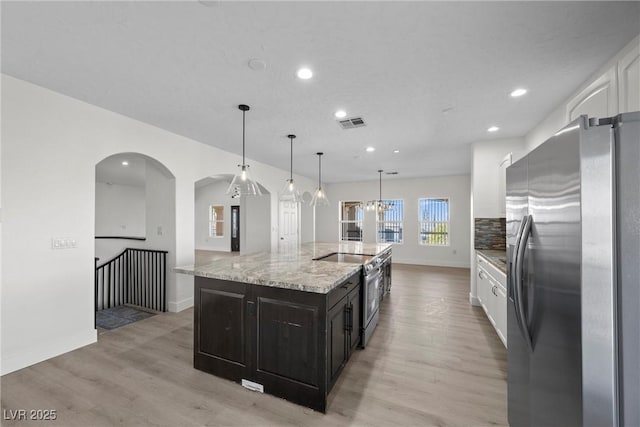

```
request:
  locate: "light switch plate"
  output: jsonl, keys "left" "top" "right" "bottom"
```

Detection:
{"left": 51, "top": 238, "right": 77, "bottom": 249}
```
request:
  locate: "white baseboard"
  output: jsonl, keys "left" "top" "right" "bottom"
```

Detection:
{"left": 168, "top": 297, "right": 193, "bottom": 313}
{"left": 392, "top": 257, "right": 470, "bottom": 269}
{"left": 1, "top": 328, "right": 97, "bottom": 376}
{"left": 469, "top": 292, "right": 481, "bottom": 306}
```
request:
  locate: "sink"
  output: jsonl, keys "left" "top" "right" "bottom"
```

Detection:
{"left": 313, "top": 252, "right": 373, "bottom": 264}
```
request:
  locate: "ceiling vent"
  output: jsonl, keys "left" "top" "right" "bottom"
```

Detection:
{"left": 338, "top": 117, "right": 366, "bottom": 129}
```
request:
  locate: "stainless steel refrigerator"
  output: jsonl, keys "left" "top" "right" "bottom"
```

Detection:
{"left": 506, "top": 112, "right": 639, "bottom": 427}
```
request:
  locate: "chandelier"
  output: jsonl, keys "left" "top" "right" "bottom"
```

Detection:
{"left": 365, "top": 170, "right": 393, "bottom": 212}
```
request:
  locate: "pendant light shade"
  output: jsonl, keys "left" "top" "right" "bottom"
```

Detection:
{"left": 311, "top": 152, "right": 329, "bottom": 206}
{"left": 227, "top": 104, "right": 262, "bottom": 197}
{"left": 366, "top": 170, "right": 393, "bottom": 212}
{"left": 279, "top": 134, "right": 302, "bottom": 203}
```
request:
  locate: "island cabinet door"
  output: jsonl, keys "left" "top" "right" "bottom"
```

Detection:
{"left": 252, "top": 286, "right": 327, "bottom": 413}
{"left": 194, "top": 277, "right": 252, "bottom": 382}
{"left": 347, "top": 284, "right": 361, "bottom": 352}
{"left": 328, "top": 297, "right": 348, "bottom": 387}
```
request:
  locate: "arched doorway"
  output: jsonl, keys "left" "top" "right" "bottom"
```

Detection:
{"left": 193, "top": 175, "right": 271, "bottom": 262}
{"left": 94, "top": 152, "right": 176, "bottom": 332}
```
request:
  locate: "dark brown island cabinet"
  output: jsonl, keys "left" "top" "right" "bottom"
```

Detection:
{"left": 194, "top": 269, "right": 363, "bottom": 413}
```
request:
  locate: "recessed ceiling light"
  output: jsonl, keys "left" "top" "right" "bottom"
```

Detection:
{"left": 296, "top": 68, "right": 313, "bottom": 80}
{"left": 366, "top": 147, "right": 375, "bottom": 152}
{"left": 121, "top": 161, "right": 129, "bottom": 166}
{"left": 335, "top": 110, "right": 347, "bottom": 119}
{"left": 393, "top": 149, "right": 400, "bottom": 154}
{"left": 487, "top": 126, "right": 500, "bottom": 132}
{"left": 510, "top": 88, "right": 527, "bottom": 97}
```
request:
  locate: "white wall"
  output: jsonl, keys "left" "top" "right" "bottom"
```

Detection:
{"left": 94, "top": 182, "right": 147, "bottom": 262}
{"left": 241, "top": 194, "right": 271, "bottom": 255}
{"left": 95, "top": 182, "right": 146, "bottom": 237}
{"left": 315, "top": 175, "right": 471, "bottom": 268}
{"left": 194, "top": 181, "right": 232, "bottom": 252}
{"left": 471, "top": 138, "right": 526, "bottom": 219}
{"left": 468, "top": 137, "right": 525, "bottom": 305}
{"left": 143, "top": 163, "right": 178, "bottom": 309}
{"left": 1, "top": 75, "right": 317, "bottom": 375}
{"left": 300, "top": 191, "right": 314, "bottom": 243}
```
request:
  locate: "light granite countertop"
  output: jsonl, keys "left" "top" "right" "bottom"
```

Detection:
{"left": 175, "top": 242, "right": 392, "bottom": 294}
{"left": 477, "top": 249, "right": 507, "bottom": 275}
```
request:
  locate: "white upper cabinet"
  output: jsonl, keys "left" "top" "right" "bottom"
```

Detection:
{"left": 618, "top": 43, "right": 640, "bottom": 113}
{"left": 566, "top": 67, "right": 618, "bottom": 121}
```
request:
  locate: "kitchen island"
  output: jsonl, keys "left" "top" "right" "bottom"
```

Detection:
{"left": 175, "top": 242, "right": 392, "bottom": 412}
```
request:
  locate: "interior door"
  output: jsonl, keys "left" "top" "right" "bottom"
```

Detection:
{"left": 278, "top": 201, "right": 299, "bottom": 250}
{"left": 231, "top": 205, "right": 240, "bottom": 252}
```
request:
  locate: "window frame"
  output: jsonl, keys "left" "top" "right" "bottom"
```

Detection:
{"left": 338, "top": 200, "right": 364, "bottom": 242}
{"left": 376, "top": 199, "right": 404, "bottom": 244}
{"left": 208, "top": 205, "right": 225, "bottom": 238}
{"left": 418, "top": 197, "right": 450, "bottom": 247}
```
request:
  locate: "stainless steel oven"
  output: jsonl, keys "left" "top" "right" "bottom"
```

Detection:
{"left": 377, "top": 249, "right": 392, "bottom": 302}
{"left": 362, "top": 259, "right": 382, "bottom": 348}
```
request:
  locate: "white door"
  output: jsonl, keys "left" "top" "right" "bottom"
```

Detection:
{"left": 279, "top": 201, "right": 299, "bottom": 249}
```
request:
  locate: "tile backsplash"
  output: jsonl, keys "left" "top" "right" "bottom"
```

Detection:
{"left": 475, "top": 218, "right": 506, "bottom": 250}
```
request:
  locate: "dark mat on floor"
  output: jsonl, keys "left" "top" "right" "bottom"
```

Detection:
{"left": 96, "top": 305, "right": 156, "bottom": 330}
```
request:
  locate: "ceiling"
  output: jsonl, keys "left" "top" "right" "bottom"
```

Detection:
{"left": 96, "top": 152, "right": 174, "bottom": 186}
{"left": 2, "top": 1, "right": 639, "bottom": 183}
{"left": 96, "top": 153, "right": 148, "bottom": 187}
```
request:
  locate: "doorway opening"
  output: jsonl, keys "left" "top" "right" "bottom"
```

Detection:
{"left": 231, "top": 205, "right": 240, "bottom": 252}
{"left": 194, "top": 175, "right": 270, "bottom": 263}
{"left": 94, "top": 152, "right": 176, "bottom": 334}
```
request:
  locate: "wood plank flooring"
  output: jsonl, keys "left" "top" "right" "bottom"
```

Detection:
{"left": 1, "top": 264, "right": 507, "bottom": 426}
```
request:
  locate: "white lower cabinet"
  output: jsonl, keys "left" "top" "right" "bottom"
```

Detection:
{"left": 476, "top": 253, "right": 507, "bottom": 348}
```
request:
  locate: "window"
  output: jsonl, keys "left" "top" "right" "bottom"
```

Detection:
{"left": 419, "top": 198, "right": 450, "bottom": 246}
{"left": 339, "top": 201, "right": 363, "bottom": 241}
{"left": 209, "top": 205, "right": 224, "bottom": 237}
{"left": 377, "top": 199, "right": 403, "bottom": 243}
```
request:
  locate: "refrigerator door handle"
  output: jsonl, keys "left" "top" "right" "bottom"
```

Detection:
{"left": 514, "top": 214, "right": 534, "bottom": 352}
{"left": 510, "top": 218, "right": 527, "bottom": 298}
{"left": 510, "top": 216, "right": 527, "bottom": 342}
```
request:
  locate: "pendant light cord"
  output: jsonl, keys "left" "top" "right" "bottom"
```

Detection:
{"left": 290, "top": 137, "right": 293, "bottom": 181}
{"left": 316, "top": 152, "right": 324, "bottom": 190}
{"left": 242, "top": 109, "right": 246, "bottom": 166}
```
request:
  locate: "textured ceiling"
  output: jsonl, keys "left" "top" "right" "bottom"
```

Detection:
{"left": 2, "top": 1, "right": 639, "bottom": 183}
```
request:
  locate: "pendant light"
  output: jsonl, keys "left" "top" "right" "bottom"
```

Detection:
{"left": 366, "top": 170, "right": 393, "bottom": 212}
{"left": 310, "top": 152, "right": 329, "bottom": 206}
{"left": 226, "top": 104, "right": 262, "bottom": 197}
{"left": 279, "top": 134, "right": 302, "bottom": 203}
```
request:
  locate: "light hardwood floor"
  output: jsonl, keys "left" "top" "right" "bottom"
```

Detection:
{"left": 1, "top": 264, "right": 507, "bottom": 426}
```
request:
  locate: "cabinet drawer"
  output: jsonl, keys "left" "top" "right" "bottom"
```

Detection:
{"left": 477, "top": 254, "right": 506, "bottom": 287}
{"left": 327, "top": 270, "right": 361, "bottom": 310}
